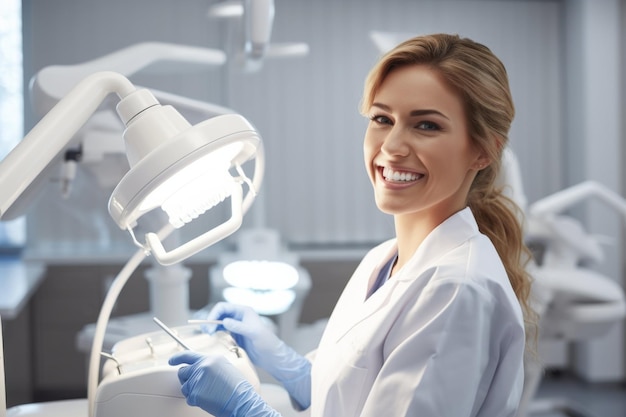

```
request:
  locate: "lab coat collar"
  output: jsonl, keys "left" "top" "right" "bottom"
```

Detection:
{"left": 327, "top": 207, "right": 480, "bottom": 343}
{"left": 393, "top": 206, "right": 479, "bottom": 282}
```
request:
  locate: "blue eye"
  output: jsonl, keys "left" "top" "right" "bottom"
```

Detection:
{"left": 370, "top": 115, "right": 392, "bottom": 125}
{"left": 416, "top": 121, "right": 441, "bottom": 131}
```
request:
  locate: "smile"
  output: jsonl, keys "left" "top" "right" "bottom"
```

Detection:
{"left": 381, "top": 167, "right": 423, "bottom": 183}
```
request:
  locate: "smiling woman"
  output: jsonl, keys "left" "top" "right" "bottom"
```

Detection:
{"left": 0, "top": 0, "right": 26, "bottom": 252}
{"left": 166, "top": 33, "right": 535, "bottom": 417}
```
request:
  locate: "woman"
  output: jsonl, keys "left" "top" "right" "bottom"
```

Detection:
{"left": 169, "top": 33, "right": 535, "bottom": 417}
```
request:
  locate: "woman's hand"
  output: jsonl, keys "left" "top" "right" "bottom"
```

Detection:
{"left": 169, "top": 351, "right": 281, "bottom": 417}
{"left": 204, "top": 302, "right": 312, "bottom": 409}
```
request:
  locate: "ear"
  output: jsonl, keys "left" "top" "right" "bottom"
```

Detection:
{"left": 471, "top": 152, "right": 491, "bottom": 171}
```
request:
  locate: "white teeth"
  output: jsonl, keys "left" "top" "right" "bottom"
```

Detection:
{"left": 382, "top": 167, "right": 419, "bottom": 182}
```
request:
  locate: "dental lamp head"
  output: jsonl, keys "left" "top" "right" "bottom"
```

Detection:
{"left": 0, "top": 71, "right": 264, "bottom": 265}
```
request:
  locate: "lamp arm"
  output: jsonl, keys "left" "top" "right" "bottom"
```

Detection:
{"left": 31, "top": 42, "right": 226, "bottom": 116}
{"left": 529, "top": 180, "right": 626, "bottom": 223}
{"left": 86, "top": 245, "right": 147, "bottom": 417}
{"left": 0, "top": 71, "right": 135, "bottom": 220}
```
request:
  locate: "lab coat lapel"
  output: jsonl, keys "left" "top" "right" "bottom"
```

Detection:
{"left": 326, "top": 208, "right": 479, "bottom": 343}
{"left": 321, "top": 240, "right": 398, "bottom": 343}
{"left": 330, "top": 278, "right": 403, "bottom": 344}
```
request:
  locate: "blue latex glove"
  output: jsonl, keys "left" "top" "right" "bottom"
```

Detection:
{"left": 169, "top": 351, "right": 282, "bottom": 417}
{"left": 206, "top": 302, "right": 311, "bottom": 409}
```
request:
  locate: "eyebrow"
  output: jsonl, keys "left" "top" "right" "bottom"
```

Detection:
{"left": 371, "top": 102, "right": 450, "bottom": 120}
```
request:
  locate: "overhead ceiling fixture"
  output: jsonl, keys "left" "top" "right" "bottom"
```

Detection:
{"left": 208, "top": 0, "right": 310, "bottom": 72}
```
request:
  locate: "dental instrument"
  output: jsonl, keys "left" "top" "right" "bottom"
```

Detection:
{"left": 153, "top": 317, "right": 192, "bottom": 351}
{"left": 187, "top": 319, "right": 225, "bottom": 325}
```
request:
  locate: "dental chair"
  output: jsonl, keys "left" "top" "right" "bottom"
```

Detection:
{"left": 498, "top": 149, "right": 626, "bottom": 417}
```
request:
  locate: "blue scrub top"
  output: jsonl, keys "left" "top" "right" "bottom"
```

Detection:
{"left": 366, "top": 253, "right": 397, "bottom": 299}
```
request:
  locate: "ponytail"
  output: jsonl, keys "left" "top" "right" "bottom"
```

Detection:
{"left": 469, "top": 167, "right": 538, "bottom": 349}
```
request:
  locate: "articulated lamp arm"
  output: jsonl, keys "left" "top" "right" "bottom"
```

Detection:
{"left": 30, "top": 42, "right": 227, "bottom": 116}
{"left": 0, "top": 71, "right": 135, "bottom": 220}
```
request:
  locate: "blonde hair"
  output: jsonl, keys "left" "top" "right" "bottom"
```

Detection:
{"left": 361, "top": 33, "right": 537, "bottom": 345}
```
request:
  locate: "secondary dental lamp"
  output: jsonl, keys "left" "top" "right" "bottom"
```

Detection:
{"left": 0, "top": 70, "right": 264, "bottom": 266}
{"left": 206, "top": 228, "right": 312, "bottom": 345}
{"left": 219, "top": 228, "right": 301, "bottom": 316}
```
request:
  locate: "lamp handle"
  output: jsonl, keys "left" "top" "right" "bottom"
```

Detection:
{"left": 145, "top": 185, "right": 244, "bottom": 265}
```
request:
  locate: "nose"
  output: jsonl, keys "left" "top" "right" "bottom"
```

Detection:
{"left": 380, "top": 125, "right": 410, "bottom": 157}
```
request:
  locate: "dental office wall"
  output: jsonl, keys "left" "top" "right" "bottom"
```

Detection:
{"left": 563, "top": 0, "right": 624, "bottom": 383}
{"left": 5, "top": 0, "right": 622, "bottom": 405}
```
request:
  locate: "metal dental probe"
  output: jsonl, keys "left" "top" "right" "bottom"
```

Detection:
{"left": 152, "top": 316, "right": 192, "bottom": 350}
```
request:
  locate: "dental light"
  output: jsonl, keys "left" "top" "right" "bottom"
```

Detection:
{"left": 0, "top": 69, "right": 264, "bottom": 417}
{"left": 0, "top": 70, "right": 264, "bottom": 266}
{"left": 30, "top": 43, "right": 253, "bottom": 373}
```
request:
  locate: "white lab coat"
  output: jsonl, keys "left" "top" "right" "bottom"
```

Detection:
{"left": 309, "top": 207, "right": 525, "bottom": 417}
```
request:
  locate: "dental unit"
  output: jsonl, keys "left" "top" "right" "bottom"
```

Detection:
{"left": 0, "top": 68, "right": 264, "bottom": 417}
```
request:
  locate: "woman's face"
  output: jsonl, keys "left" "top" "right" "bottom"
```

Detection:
{"left": 363, "top": 64, "right": 486, "bottom": 223}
